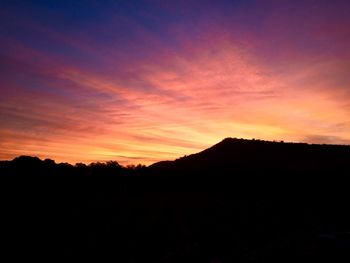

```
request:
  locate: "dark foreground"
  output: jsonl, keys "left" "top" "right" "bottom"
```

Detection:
{"left": 1, "top": 138, "right": 350, "bottom": 262}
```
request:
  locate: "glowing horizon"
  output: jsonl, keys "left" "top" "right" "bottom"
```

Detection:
{"left": 1, "top": 0, "right": 350, "bottom": 165}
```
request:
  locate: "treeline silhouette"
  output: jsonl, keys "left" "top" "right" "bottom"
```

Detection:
{"left": 0, "top": 155, "right": 146, "bottom": 177}
{"left": 1, "top": 138, "right": 350, "bottom": 262}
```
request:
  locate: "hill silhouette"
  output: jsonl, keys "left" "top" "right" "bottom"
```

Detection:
{"left": 2, "top": 137, "right": 350, "bottom": 178}
{"left": 151, "top": 137, "right": 350, "bottom": 172}
{"left": 1, "top": 138, "right": 350, "bottom": 262}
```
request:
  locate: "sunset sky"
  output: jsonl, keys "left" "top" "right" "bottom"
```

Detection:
{"left": 1, "top": 0, "right": 350, "bottom": 165}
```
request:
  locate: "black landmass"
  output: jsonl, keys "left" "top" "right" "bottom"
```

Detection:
{"left": 1, "top": 138, "right": 350, "bottom": 262}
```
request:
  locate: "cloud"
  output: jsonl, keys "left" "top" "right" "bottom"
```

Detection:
{"left": 1, "top": 0, "right": 350, "bottom": 164}
{"left": 303, "top": 135, "right": 350, "bottom": 145}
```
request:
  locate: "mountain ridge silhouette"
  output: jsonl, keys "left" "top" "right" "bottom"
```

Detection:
{"left": 2, "top": 137, "right": 350, "bottom": 170}
{"left": 149, "top": 137, "right": 350, "bottom": 175}
{"left": 1, "top": 137, "right": 350, "bottom": 261}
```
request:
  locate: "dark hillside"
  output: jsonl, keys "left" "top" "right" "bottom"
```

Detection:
{"left": 1, "top": 138, "right": 350, "bottom": 262}
{"left": 150, "top": 138, "right": 350, "bottom": 175}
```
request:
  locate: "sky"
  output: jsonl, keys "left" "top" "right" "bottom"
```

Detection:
{"left": 1, "top": 0, "right": 350, "bottom": 165}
